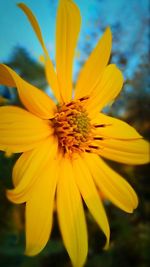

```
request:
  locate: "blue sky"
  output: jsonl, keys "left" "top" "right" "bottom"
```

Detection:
{"left": 0, "top": 0, "right": 149, "bottom": 80}
{"left": 0, "top": 0, "right": 100, "bottom": 61}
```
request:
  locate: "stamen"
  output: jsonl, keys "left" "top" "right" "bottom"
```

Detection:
{"left": 73, "top": 144, "right": 79, "bottom": 148}
{"left": 94, "top": 123, "right": 112, "bottom": 128}
{"left": 63, "top": 126, "right": 70, "bottom": 130}
{"left": 79, "top": 96, "right": 89, "bottom": 102}
{"left": 94, "top": 124, "right": 107, "bottom": 128}
{"left": 85, "top": 149, "right": 91, "bottom": 153}
{"left": 88, "top": 145, "right": 99, "bottom": 149}
{"left": 66, "top": 101, "right": 75, "bottom": 107}
{"left": 94, "top": 137, "right": 104, "bottom": 140}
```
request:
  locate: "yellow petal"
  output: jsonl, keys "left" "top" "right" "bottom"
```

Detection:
{"left": 92, "top": 113, "right": 142, "bottom": 139}
{"left": 18, "top": 3, "right": 47, "bottom": 56}
{"left": 0, "top": 96, "right": 9, "bottom": 105}
{"left": 0, "top": 106, "right": 52, "bottom": 153}
{"left": 0, "top": 64, "right": 15, "bottom": 87}
{"left": 72, "top": 155, "right": 110, "bottom": 249}
{"left": 84, "top": 153, "right": 138, "bottom": 213}
{"left": 17, "top": 3, "right": 60, "bottom": 101}
{"left": 56, "top": 0, "right": 81, "bottom": 102}
{"left": 75, "top": 28, "right": 112, "bottom": 99}
{"left": 45, "top": 59, "right": 62, "bottom": 102}
{"left": 0, "top": 64, "right": 56, "bottom": 119}
{"left": 13, "top": 152, "right": 30, "bottom": 187}
{"left": 94, "top": 138, "right": 150, "bottom": 165}
{"left": 25, "top": 158, "right": 59, "bottom": 256}
{"left": 7, "top": 137, "right": 58, "bottom": 203}
{"left": 57, "top": 157, "right": 88, "bottom": 267}
{"left": 85, "top": 64, "right": 124, "bottom": 117}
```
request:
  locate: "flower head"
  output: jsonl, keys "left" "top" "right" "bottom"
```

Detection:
{"left": 0, "top": 1, "right": 149, "bottom": 266}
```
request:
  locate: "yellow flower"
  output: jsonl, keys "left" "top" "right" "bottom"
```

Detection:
{"left": 0, "top": 1, "right": 149, "bottom": 266}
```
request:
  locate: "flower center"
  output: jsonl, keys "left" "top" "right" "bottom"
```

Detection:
{"left": 52, "top": 97, "right": 93, "bottom": 154}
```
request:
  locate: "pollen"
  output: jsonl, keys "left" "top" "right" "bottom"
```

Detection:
{"left": 52, "top": 98, "right": 93, "bottom": 154}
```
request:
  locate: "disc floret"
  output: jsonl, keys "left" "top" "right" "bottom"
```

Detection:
{"left": 52, "top": 99, "right": 93, "bottom": 154}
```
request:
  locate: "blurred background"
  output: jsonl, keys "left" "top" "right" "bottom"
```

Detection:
{"left": 0, "top": 0, "right": 150, "bottom": 266}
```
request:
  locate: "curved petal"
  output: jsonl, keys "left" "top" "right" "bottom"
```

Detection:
{"left": 92, "top": 113, "right": 142, "bottom": 140}
{"left": 75, "top": 28, "right": 112, "bottom": 99}
{"left": 45, "top": 59, "right": 62, "bottom": 102}
{"left": 94, "top": 138, "right": 150, "bottom": 165}
{"left": 57, "top": 157, "right": 88, "bottom": 267}
{"left": 72, "top": 155, "right": 110, "bottom": 249}
{"left": 56, "top": 0, "right": 81, "bottom": 102}
{"left": 0, "top": 96, "right": 9, "bottom": 105}
{"left": 7, "top": 137, "right": 58, "bottom": 203}
{"left": 12, "top": 152, "right": 30, "bottom": 187}
{"left": 0, "top": 64, "right": 56, "bottom": 119}
{"left": 0, "top": 106, "right": 52, "bottom": 153}
{"left": 84, "top": 153, "right": 138, "bottom": 213}
{"left": 18, "top": 3, "right": 48, "bottom": 56}
{"left": 25, "top": 158, "right": 59, "bottom": 256}
{"left": 85, "top": 64, "right": 124, "bottom": 117}
{"left": 17, "top": 3, "right": 60, "bottom": 101}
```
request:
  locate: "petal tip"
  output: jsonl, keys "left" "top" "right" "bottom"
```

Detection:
{"left": 102, "top": 221, "right": 110, "bottom": 251}
{"left": 104, "top": 27, "right": 112, "bottom": 43}
{"left": 103, "top": 233, "right": 110, "bottom": 251}
{"left": 6, "top": 189, "right": 14, "bottom": 203}
{"left": 106, "top": 26, "right": 112, "bottom": 36}
{"left": 25, "top": 242, "right": 46, "bottom": 257}
{"left": 25, "top": 248, "right": 37, "bottom": 257}
{"left": 112, "top": 64, "right": 124, "bottom": 82}
{"left": 17, "top": 2, "right": 24, "bottom": 8}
